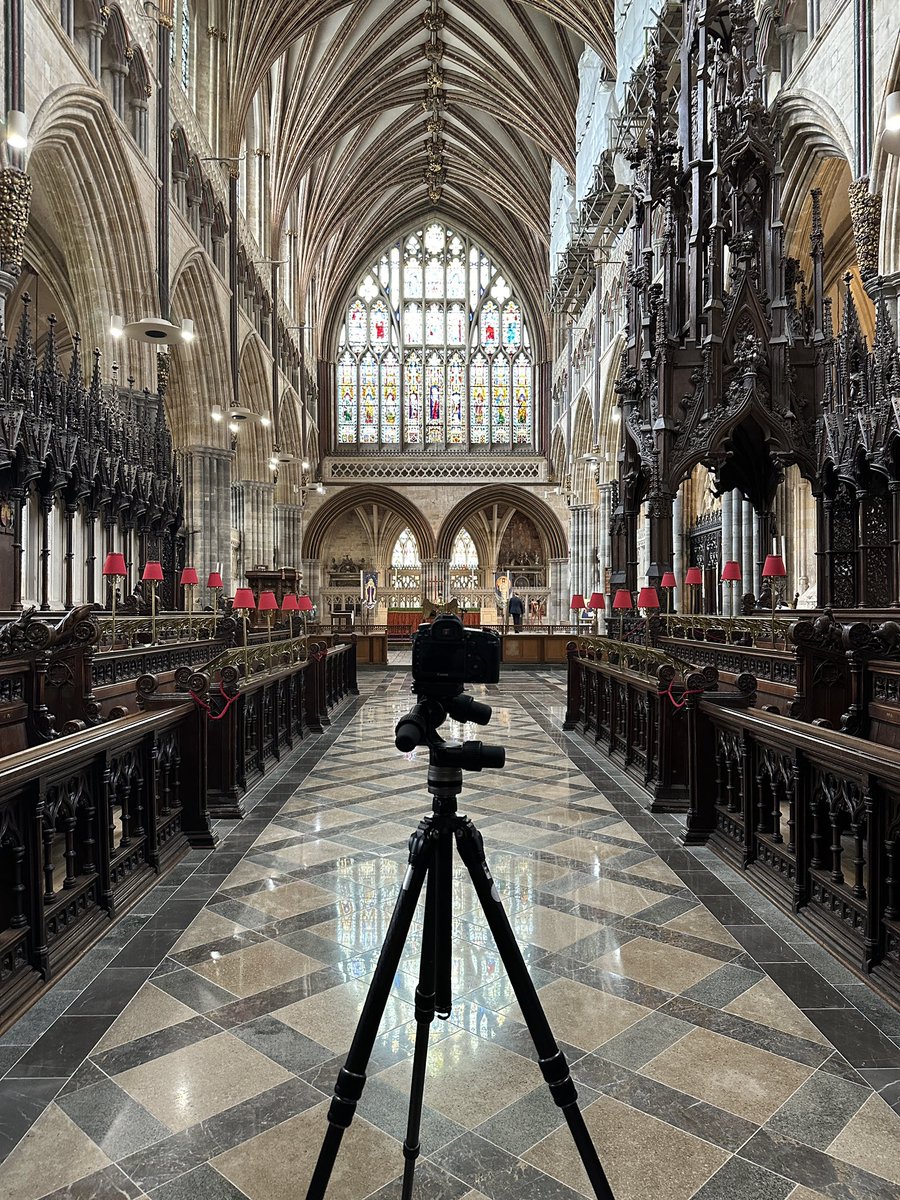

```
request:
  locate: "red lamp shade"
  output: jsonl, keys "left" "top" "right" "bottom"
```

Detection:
{"left": 297, "top": 595, "right": 314, "bottom": 612}
{"left": 102, "top": 553, "right": 127, "bottom": 577}
{"left": 207, "top": 571, "right": 224, "bottom": 588}
{"left": 257, "top": 590, "right": 278, "bottom": 612}
{"left": 570, "top": 594, "right": 586, "bottom": 611}
{"left": 282, "top": 594, "right": 299, "bottom": 612}
{"left": 637, "top": 586, "right": 660, "bottom": 609}
{"left": 660, "top": 571, "right": 677, "bottom": 589}
{"left": 232, "top": 588, "right": 256, "bottom": 610}
{"left": 588, "top": 592, "right": 606, "bottom": 611}
{"left": 142, "top": 561, "right": 164, "bottom": 582}
{"left": 612, "top": 589, "right": 633, "bottom": 611}
{"left": 684, "top": 566, "right": 703, "bottom": 586}
{"left": 762, "top": 554, "right": 787, "bottom": 578}
{"left": 721, "top": 560, "right": 742, "bottom": 582}
{"left": 180, "top": 567, "right": 199, "bottom": 586}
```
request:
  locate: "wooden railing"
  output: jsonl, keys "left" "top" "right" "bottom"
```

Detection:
{"left": 142, "top": 637, "right": 360, "bottom": 817}
{"left": 0, "top": 702, "right": 214, "bottom": 1033}
{"left": 563, "top": 637, "right": 757, "bottom": 811}
{"left": 685, "top": 698, "right": 900, "bottom": 1007}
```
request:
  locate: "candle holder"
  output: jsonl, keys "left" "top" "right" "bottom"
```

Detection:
{"left": 612, "top": 588, "right": 632, "bottom": 641}
{"left": 232, "top": 588, "right": 256, "bottom": 673}
{"left": 297, "top": 594, "right": 314, "bottom": 638}
{"left": 684, "top": 566, "right": 702, "bottom": 615}
{"left": 181, "top": 568, "right": 200, "bottom": 643}
{"left": 762, "top": 554, "right": 787, "bottom": 647}
{"left": 588, "top": 591, "right": 605, "bottom": 636}
{"left": 721, "top": 560, "right": 742, "bottom": 619}
{"left": 207, "top": 571, "right": 224, "bottom": 639}
{"left": 102, "top": 553, "right": 127, "bottom": 649}
{"left": 660, "top": 570, "right": 677, "bottom": 615}
{"left": 637, "top": 585, "right": 660, "bottom": 639}
{"left": 282, "top": 592, "right": 299, "bottom": 638}
{"left": 258, "top": 590, "right": 278, "bottom": 650}
{"left": 570, "top": 593, "right": 586, "bottom": 632}
{"left": 142, "top": 561, "right": 164, "bottom": 643}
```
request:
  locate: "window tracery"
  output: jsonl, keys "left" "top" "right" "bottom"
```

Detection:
{"left": 336, "top": 224, "right": 534, "bottom": 450}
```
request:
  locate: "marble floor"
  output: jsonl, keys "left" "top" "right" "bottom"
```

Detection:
{"left": 2, "top": 670, "right": 900, "bottom": 1200}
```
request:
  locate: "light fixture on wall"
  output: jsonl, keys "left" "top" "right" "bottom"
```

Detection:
{"left": 260, "top": 415, "right": 272, "bottom": 428}
{"left": 211, "top": 404, "right": 224, "bottom": 422}
{"left": 882, "top": 92, "right": 900, "bottom": 155}
{"left": 5, "top": 110, "right": 27, "bottom": 151}
{"left": 228, "top": 420, "right": 240, "bottom": 434}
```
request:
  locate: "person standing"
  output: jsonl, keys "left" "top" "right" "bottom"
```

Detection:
{"left": 508, "top": 592, "right": 524, "bottom": 631}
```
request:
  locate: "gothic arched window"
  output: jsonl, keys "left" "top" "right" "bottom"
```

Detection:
{"left": 391, "top": 528, "right": 421, "bottom": 569}
{"left": 170, "top": 2, "right": 191, "bottom": 91}
{"left": 336, "top": 223, "right": 534, "bottom": 450}
{"left": 450, "top": 529, "right": 478, "bottom": 568}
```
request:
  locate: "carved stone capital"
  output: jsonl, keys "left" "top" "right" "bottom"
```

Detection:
{"left": 848, "top": 178, "right": 882, "bottom": 278}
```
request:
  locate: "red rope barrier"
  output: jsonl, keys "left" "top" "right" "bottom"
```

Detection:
{"left": 190, "top": 681, "right": 240, "bottom": 721}
{"left": 657, "top": 682, "right": 706, "bottom": 710}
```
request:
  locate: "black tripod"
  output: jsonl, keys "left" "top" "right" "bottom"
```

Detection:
{"left": 305, "top": 688, "right": 615, "bottom": 1200}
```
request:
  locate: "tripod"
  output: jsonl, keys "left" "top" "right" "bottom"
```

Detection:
{"left": 305, "top": 686, "right": 615, "bottom": 1199}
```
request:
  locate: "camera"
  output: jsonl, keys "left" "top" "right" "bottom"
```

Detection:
{"left": 411, "top": 614, "right": 501, "bottom": 688}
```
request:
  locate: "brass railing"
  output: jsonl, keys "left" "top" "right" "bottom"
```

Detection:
{"left": 575, "top": 634, "right": 697, "bottom": 679}
{"left": 661, "top": 613, "right": 795, "bottom": 647}
{"left": 96, "top": 612, "right": 223, "bottom": 649}
{"left": 194, "top": 635, "right": 314, "bottom": 690}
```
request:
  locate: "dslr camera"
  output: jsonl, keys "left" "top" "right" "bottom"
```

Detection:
{"left": 411, "top": 614, "right": 501, "bottom": 689}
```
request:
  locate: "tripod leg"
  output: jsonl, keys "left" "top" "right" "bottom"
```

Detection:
{"left": 305, "top": 819, "right": 434, "bottom": 1200}
{"left": 400, "top": 833, "right": 438, "bottom": 1199}
{"left": 453, "top": 818, "right": 617, "bottom": 1200}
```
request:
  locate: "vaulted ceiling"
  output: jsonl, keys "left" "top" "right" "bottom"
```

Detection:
{"left": 219, "top": 0, "right": 615, "bottom": 357}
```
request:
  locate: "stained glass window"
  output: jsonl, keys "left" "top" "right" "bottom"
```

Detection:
{"left": 492, "top": 356, "right": 510, "bottom": 443}
{"left": 337, "top": 351, "right": 357, "bottom": 443}
{"left": 513, "top": 355, "right": 532, "bottom": 445}
{"left": 381, "top": 352, "right": 400, "bottom": 443}
{"left": 180, "top": 3, "right": 191, "bottom": 90}
{"left": 425, "top": 353, "right": 444, "bottom": 443}
{"left": 359, "top": 353, "right": 378, "bottom": 443}
{"left": 335, "top": 224, "right": 534, "bottom": 449}
{"left": 448, "top": 352, "right": 465, "bottom": 444}
{"left": 470, "top": 352, "right": 489, "bottom": 445}
{"left": 404, "top": 351, "right": 423, "bottom": 443}
{"left": 370, "top": 300, "right": 389, "bottom": 347}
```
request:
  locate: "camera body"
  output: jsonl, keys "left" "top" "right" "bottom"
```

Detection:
{"left": 412, "top": 614, "right": 501, "bottom": 688}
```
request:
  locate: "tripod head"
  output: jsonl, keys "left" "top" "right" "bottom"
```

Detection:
{"left": 394, "top": 684, "right": 506, "bottom": 772}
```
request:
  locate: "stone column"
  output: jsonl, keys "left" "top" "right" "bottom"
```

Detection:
{"left": 549, "top": 558, "right": 568, "bottom": 623}
{"left": 721, "top": 489, "right": 733, "bottom": 615}
{"left": 109, "top": 64, "right": 128, "bottom": 120}
{"left": 180, "top": 447, "right": 233, "bottom": 594}
{"left": 230, "top": 480, "right": 275, "bottom": 582}
{"left": 87, "top": 21, "right": 104, "bottom": 80}
{"left": 752, "top": 513, "right": 761, "bottom": 601}
{"left": 274, "top": 503, "right": 304, "bottom": 571}
{"left": 434, "top": 558, "right": 451, "bottom": 602}
{"left": 673, "top": 489, "right": 684, "bottom": 612}
{"left": 732, "top": 489, "right": 743, "bottom": 607}
{"left": 742, "top": 499, "right": 754, "bottom": 603}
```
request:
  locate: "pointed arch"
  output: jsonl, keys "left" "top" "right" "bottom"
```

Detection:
{"left": 27, "top": 87, "right": 157, "bottom": 369}
{"left": 304, "top": 485, "right": 435, "bottom": 559}
{"left": 436, "top": 486, "right": 567, "bottom": 560}
{"left": 169, "top": 250, "right": 231, "bottom": 445}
